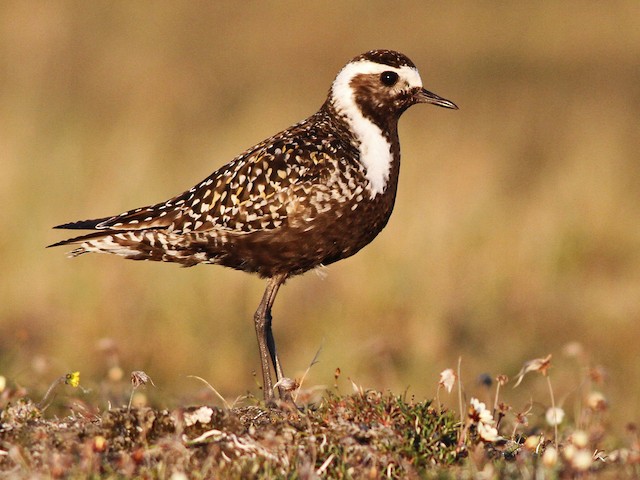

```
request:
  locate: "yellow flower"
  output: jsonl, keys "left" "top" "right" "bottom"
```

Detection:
{"left": 65, "top": 371, "right": 80, "bottom": 388}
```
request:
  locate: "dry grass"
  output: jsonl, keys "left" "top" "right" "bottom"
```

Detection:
{"left": 1, "top": 0, "right": 639, "bottom": 462}
{"left": 0, "top": 353, "right": 638, "bottom": 478}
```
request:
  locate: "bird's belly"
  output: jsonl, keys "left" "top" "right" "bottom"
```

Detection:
{"left": 209, "top": 199, "right": 394, "bottom": 278}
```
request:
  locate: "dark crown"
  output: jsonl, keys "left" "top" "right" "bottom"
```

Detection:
{"left": 351, "top": 50, "right": 417, "bottom": 69}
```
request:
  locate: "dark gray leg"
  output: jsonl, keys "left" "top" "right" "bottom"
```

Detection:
{"left": 253, "top": 273, "right": 287, "bottom": 403}
{"left": 266, "top": 312, "right": 285, "bottom": 382}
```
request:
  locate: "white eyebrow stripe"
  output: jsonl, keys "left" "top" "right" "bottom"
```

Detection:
{"left": 332, "top": 61, "right": 423, "bottom": 93}
{"left": 329, "top": 61, "right": 422, "bottom": 197}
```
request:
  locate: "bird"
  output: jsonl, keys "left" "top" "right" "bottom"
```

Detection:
{"left": 50, "top": 50, "right": 458, "bottom": 404}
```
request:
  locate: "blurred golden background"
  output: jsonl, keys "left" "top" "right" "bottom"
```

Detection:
{"left": 1, "top": 2, "right": 639, "bottom": 429}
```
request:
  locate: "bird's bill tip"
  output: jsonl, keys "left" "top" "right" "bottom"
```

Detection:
{"left": 415, "top": 88, "right": 458, "bottom": 110}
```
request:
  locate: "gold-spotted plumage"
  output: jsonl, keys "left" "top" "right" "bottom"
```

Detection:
{"left": 51, "top": 50, "right": 458, "bottom": 404}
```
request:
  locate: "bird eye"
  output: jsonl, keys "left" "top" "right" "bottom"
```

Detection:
{"left": 380, "top": 71, "right": 399, "bottom": 87}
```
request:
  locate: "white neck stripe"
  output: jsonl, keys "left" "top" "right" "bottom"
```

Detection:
{"left": 330, "top": 61, "right": 422, "bottom": 197}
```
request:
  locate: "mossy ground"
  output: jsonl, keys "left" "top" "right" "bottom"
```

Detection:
{"left": 1, "top": 385, "right": 637, "bottom": 479}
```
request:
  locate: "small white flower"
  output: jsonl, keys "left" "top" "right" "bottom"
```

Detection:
{"left": 569, "top": 430, "right": 589, "bottom": 448}
{"left": 542, "top": 446, "right": 558, "bottom": 467}
{"left": 469, "top": 397, "right": 503, "bottom": 442}
{"left": 470, "top": 398, "right": 493, "bottom": 423}
{"left": 545, "top": 407, "right": 565, "bottom": 426}
{"left": 438, "top": 368, "right": 456, "bottom": 393}
{"left": 571, "top": 449, "right": 592, "bottom": 471}
{"left": 477, "top": 421, "right": 501, "bottom": 442}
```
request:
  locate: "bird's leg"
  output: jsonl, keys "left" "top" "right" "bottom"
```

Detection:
{"left": 254, "top": 273, "right": 287, "bottom": 404}
{"left": 265, "top": 307, "right": 293, "bottom": 403}
{"left": 265, "top": 312, "right": 285, "bottom": 383}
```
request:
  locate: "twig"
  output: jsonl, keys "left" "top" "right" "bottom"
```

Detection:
{"left": 457, "top": 356, "right": 464, "bottom": 425}
{"left": 37, "top": 372, "right": 80, "bottom": 411}
{"left": 547, "top": 375, "right": 558, "bottom": 448}
{"left": 294, "top": 344, "right": 322, "bottom": 403}
{"left": 187, "top": 375, "right": 230, "bottom": 410}
{"left": 456, "top": 357, "right": 467, "bottom": 445}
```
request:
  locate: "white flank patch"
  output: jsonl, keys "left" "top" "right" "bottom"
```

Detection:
{"left": 331, "top": 60, "right": 423, "bottom": 197}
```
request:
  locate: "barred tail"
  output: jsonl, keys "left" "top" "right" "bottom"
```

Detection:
{"left": 48, "top": 230, "right": 160, "bottom": 260}
{"left": 48, "top": 230, "right": 224, "bottom": 267}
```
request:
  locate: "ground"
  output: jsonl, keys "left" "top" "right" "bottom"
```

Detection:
{"left": 1, "top": 380, "right": 638, "bottom": 479}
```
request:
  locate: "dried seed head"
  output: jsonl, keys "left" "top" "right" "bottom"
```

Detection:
{"left": 514, "top": 403, "right": 533, "bottom": 426}
{"left": 496, "top": 374, "right": 508, "bottom": 386}
{"left": 545, "top": 407, "right": 565, "bottom": 426}
{"left": 131, "top": 371, "right": 155, "bottom": 388}
{"left": 274, "top": 377, "right": 299, "bottom": 393}
{"left": 514, "top": 354, "right": 552, "bottom": 388}
{"left": 497, "top": 402, "right": 511, "bottom": 416}
{"left": 586, "top": 391, "right": 607, "bottom": 412}
{"left": 439, "top": 368, "right": 457, "bottom": 393}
